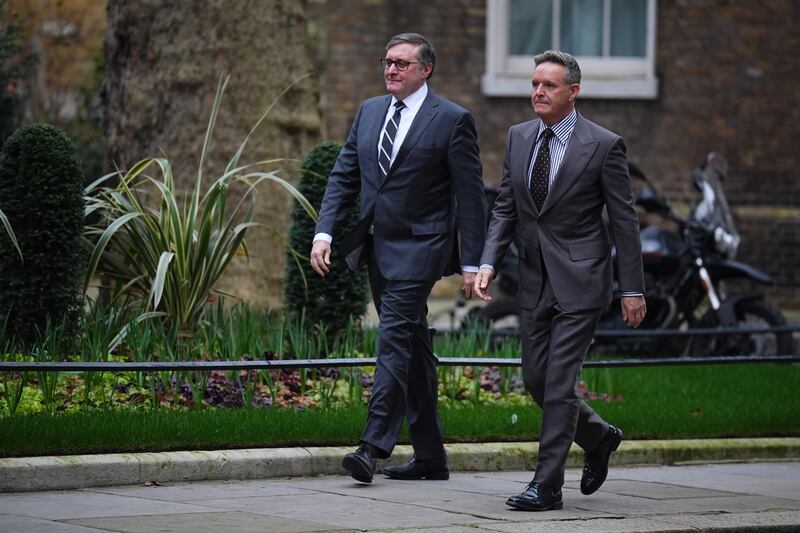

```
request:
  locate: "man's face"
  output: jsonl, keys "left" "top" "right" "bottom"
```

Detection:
{"left": 530, "top": 62, "right": 579, "bottom": 126}
{"left": 383, "top": 43, "right": 432, "bottom": 101}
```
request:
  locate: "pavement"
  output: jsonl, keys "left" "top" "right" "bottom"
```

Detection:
{"left": 2, "top": 439, "right": 800, "bottom": 532}
{"left": 1, "top": 461, "right": 798, "bottom": 532}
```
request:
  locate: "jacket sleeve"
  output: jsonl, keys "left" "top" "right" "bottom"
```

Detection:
{"left": 447, "top": 111, "right": 487, "bottom": 267}
{"left": 600, "top": 138, "right": 645, "bottom": 294}
{"left": 479, "top": 127, "right": 518, "bottom": 268}
{"left": 315, "top": 103, "right": 364, "bottom": 236}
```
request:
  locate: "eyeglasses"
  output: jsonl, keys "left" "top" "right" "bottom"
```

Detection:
{"left": 380, "top": 59, "right": 420, "bottom": 71}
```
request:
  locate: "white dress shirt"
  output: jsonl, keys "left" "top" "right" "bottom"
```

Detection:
{"left": 377, "top": 82, "right": 428, "bottom": 164}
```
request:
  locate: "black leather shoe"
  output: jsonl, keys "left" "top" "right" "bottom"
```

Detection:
{"left": 506, "top": 481, "right": 563, "bottom": 511}
{"left": 342, "top": 443, "right": 377, "bottom": 483}
{"left": 581, "top": 425, "right": 623, "bottom": 495}
{"left": 384, "top": 456, "right": 449, "bottom": 480}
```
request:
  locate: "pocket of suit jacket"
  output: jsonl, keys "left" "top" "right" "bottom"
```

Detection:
{"left": 568, "top": 239, "right": 609, "bottom": 261}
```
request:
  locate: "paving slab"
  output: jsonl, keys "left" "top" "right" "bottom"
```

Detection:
{"left": 573, "top": 478, "right": 735, "bottom": 499}
{"left": 0, "top": 514, "right": 112, "bottom": 533}
{"left": 606, "top": 462, "right": 800, "bottom": 501}
{"left": 66, "top": 511, "right": 352, "bottom": 533}
{"left": 0, "top": 489, "right": 216, "bottom": 520}
{"left": 198, "top": 491, "right": 498, "bottom": 530}
{"left": 653, "top": 510, "right": 800, "bottom": 531}
{"left": 480, "top": 516, "right": 704, "bottom": 532}
{"left": 1, "top": 463, "right": 798, "bottom": 532}
{"left": 89, "top": 478, "right": 319, "bottom": 502}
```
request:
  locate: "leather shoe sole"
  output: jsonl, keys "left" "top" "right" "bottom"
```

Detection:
{"left": 342, "top": 454, "right": 374, "bottom": 483}
{"left": 384, "top": 468, "right": 449, "bottom": 480}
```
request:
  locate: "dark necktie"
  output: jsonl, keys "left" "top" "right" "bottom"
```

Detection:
{"left": 529, "top": 127, "right": 554, "bottom": 211}
{"left": 379, "top": 101, "right": 406, "bottom": 178}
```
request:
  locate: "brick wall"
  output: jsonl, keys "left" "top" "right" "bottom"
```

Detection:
{"left": 312, "top": 0, "right": 800, "bottom": 307}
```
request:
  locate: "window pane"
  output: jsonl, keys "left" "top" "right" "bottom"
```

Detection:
{"left": 611, "top": 0, "right": 647, "bottom": 57}
{"left": 509, "top": 0, "right": 552, "bottom": 55}
{"left": 561, "top": 0, "right": 603, "bottom": 56}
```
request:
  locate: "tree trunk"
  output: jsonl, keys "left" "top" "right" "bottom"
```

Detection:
{"left": 102, "top": 0, "right": 321, "bottom": 308}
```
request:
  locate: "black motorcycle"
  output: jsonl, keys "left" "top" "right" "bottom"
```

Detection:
{"left": 468, "top": 153, "right": 793, "bottom": 357}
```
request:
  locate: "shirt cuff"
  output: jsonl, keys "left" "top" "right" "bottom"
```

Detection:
{"left": 479, "top": 264, "right": 495, "bottom": 272}
{"left": 620, "top": 292, "right": 644, "bottom": 297}
{"left": 462, "top": 265, "right": 478, "bottom": 273}
{"left": 313, "top": 233, "right": 332, "bottom": 244}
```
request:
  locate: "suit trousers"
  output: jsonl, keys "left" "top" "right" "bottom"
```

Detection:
{"left": 522, "top": 273, "right": 610, "bottom": 489}
{"left": 360, "top": 242, "right": 445, "bottom": 460}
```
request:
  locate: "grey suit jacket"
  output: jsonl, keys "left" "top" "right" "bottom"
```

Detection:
{"left": 316, "top": 89, "right": 487, "bottom": 281}
{"left": 480, "top": 112, "right": 644, "bottom": 311}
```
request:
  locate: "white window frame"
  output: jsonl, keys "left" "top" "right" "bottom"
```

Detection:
{"left": 482, "top": 0, "right": 659, "bottom": 99}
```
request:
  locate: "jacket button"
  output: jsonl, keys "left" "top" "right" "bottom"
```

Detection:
{"left": 377, "top": 190, "right": 383, "bottom": 195}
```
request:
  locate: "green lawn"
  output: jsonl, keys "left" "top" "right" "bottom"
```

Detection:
{"left": 1, "top": 363, "right": 798, "bottom": 457}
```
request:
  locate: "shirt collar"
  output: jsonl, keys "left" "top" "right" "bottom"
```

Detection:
{"left": 390, "top": 82, "right": 428, "bottom": 113}
{"left": 538, "top": 108, "right": 577, "bottom": 144}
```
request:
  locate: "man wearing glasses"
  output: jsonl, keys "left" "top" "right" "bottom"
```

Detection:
{"left": 310, "top": 33, "right": 486, "bottom": 484}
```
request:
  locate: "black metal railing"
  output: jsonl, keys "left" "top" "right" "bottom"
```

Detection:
{"left": 1, "top": 354, "right": 798, "bottom": 373}
{"left": 1, "top": 324, "right": 798, "bottom": 373}
{"left": 483, "top": 324, "right": 800, "bottom": 339}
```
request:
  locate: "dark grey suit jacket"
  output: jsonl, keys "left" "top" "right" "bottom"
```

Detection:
{"left": 480, "top": 112, "right": 644, "bottom": 311}
{"left": 316, "top": 89, "right": 487, "bottom": 281}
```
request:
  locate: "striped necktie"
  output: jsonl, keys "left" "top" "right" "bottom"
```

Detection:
{"left": 378, "top": 101, "right": 406, "bottom": 178}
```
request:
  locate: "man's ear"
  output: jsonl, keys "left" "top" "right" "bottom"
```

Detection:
{"left": 422, "top": 62, "right": 433, "bottom": 79}
{"left": 569, "top": 83, "right": 580, "bottom": 102}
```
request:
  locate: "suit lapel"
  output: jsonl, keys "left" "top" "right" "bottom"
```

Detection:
{"left": 382, "top": 91, "right": 439, "bottom": 184}
{"left": 540, "top": 113, "right": 598, "bottom": 215}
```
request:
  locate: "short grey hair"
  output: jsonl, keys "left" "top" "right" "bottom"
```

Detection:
{"left": 385, "top": 32, "right": 436, "bottom": 80}
{"left": 534, "top": 50, "right": 581, "bottom": 85}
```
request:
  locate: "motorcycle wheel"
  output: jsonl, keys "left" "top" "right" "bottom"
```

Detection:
{"left": 690, "top": 299, "right": 794, "bottom": 357}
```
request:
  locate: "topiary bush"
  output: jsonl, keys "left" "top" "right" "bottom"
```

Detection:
{"left": 284, "top": 141, "right": 369, "bottom": 343}
{"left": 0, "top": 123, "right": 87, "bottom": 346}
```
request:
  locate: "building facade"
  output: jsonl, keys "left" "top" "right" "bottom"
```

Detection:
{"left": 312, "top": 0, "right": 800, "bottom": 307}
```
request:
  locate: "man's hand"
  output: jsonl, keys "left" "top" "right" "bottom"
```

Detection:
{"left": 473, "top": 267, "right": 495, "bottom": 302}
{"left": 621, "top": 295, "right": 646, "bottom": 328}
{"left": 310, "top": 240, "right": 332, "bottom": 277}
{"left": 462, "top": 271, "right": 477, "bottom": 299}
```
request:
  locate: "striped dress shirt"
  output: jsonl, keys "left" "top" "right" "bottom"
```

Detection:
{"left": 527, "top": 109, "right": 577, "bottom": 190}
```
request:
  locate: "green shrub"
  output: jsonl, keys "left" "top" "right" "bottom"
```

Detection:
{"left": 284, "top": 141, "right": 369, "bottom": 343}
{"left": 0, "top": 123, "right": 87, "bottom": 345}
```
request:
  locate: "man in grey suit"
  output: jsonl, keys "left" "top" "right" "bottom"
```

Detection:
{"left": 310, "top": 33, "right": 486, "bottom": 484}
{"left": 475, "top": 50, "right": 646, "bottom": 511}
